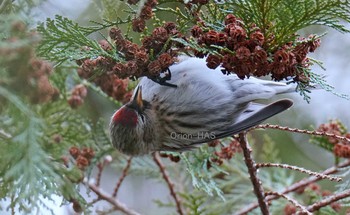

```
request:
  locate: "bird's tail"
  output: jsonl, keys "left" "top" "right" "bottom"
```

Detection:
{"left": 252, "top": 78, "right": 297, "bottom": 94}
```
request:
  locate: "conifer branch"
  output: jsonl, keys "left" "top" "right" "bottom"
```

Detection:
{"left": 0, "top": 0, "right": 11, "bottom": 14}
{"left": 3, "top": 0, "right": 350, "bottom": 213}
{"left": 36, "top": 15, "right": 118, "bottom": 64}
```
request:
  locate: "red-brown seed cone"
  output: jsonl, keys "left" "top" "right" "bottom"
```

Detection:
{"left": 224, "top": 14, "right": 237, "bottom": 25}
{"left": 204, "top": 30, "right": 219, "bottom": 45}
{"left": 132, "top": 18, "right": 146, "bottom": 32}
{"left": 158, "top": 53, "right": 174, "bottom": 70}
{"left": 249, "top": 30, "right": 265, "bottom": 46}
{"left": 206, "top": 54, "right": 222, "bottom": 69}
{"left": 152, "top": 27, "right": 169, "bottom": 42}
{"left": 147, "top": 60, "right": 162, "bottom": 76}
{"left": 191, "top": 25, "right": 203, "bottom": 38}
{"left": 334, "top": 144, "right": 350, "bottom": 158}
{"left": 140, "top": 6, "right": 153, "bottom": 20}
{"left": 109, "top": 27, "right": 123, "bottom": 41}
{"left": 69, "top": 146, "right": 80, "bottom": 159}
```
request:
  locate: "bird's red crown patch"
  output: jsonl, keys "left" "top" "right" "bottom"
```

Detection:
{"left": 113, "top": 108, "right": 138, "bottom": 127}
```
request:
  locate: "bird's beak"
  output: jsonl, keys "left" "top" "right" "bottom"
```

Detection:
{"left": 130, "top": 85, "right": 143, "bottom": 110}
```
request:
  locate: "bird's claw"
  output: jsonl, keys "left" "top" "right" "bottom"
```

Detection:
{"left": 150, "top": 68, "right": 177, "bottom": 88}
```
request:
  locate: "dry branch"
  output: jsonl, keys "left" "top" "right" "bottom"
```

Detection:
{"left": 238, "top": 132, "right": 270, "bottom": 215}
{"left": 236, "top": 159, "right": 350, "bottom": 214}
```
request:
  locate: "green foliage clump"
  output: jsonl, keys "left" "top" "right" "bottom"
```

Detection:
{"left": 0, "top": 12, "right": 112, "bottom": 214}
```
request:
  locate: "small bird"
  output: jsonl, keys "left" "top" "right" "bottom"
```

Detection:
{"left": 110, "top": 56, "right": 294, "bottom": 156}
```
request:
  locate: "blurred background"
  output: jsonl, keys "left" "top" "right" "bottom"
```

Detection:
{"left": 2, "top": 0, "right": 350, "bottom": 214}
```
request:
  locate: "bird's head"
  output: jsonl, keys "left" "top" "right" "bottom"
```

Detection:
{"left": 109, "top": 86, "right": 148, "bottom": 155}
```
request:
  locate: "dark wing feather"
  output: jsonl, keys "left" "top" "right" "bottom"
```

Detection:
{"left": 190, "top": 99, "right": 293, "bottom": 144}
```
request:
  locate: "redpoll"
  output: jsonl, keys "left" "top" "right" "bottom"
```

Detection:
{"left": 110, "top": 56, "right": 294, "bottom": 155}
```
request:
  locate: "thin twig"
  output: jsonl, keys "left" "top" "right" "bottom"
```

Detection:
{"left": 252, "top": 124, "right": 350, "bottom": 144}
{"left": 153, "top": 153, "right": 184, "bottom": 215}
{"left": 305, "top": 189, "right": 350, "bottom": 213}
{"left": 265, "top": 191, "right": 311, "bottom": 215}
{"left": 96, "top": 155, "right": 113, "bottom": 187}
{"left": 96, "top": 162, "right": 104, "bottom": 187}
{"left": 86, "top": 180, "right": 141, "bottom": 215}
{"left": 236, "top": 159, "right": 350, "bottom": 215}
{"left": 11, "top": 194, "right": 15, "bottom": 215}
{"left": 238, "top": 132, "right": 270, "bottom": 215}
{"left": 112, "top": 156, "right": 133, "bottom": 197}
{"left": 87, "top": 198, "right": 101, "bottom": 206}
{"left": 97, "top": 206, "right": 121, "bottom": 215}
{"left": 257, "top": 163, "right": 342, "bottom": 182}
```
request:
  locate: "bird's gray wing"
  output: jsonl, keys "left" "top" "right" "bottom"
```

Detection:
{"left": 189, "top": 99, "right": 293, "bottom": 145}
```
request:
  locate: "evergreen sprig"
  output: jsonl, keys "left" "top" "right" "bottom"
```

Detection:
{"left": 223, "top": 0, "right": 350, "bottom": 50}
{"left": 37, "top": 15, "right": 118, "bottom": 65}
{"left": 179, "top": 193, "right": 206, "bottom": 215}
{"left": 180, "top": 148, "right": 226, "bottom": 200}
{"left": 0, "top": 87, "right": 78, "bottom": 214}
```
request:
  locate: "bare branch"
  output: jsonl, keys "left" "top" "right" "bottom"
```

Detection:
{"left": 265, "top": 191, "right": 311, "bottom": 215}
{"left": 305, "top": 189, "right": 350, "bottom": 213}
{"left": 153, "top": 153, "right": 184, "bottom": 215}
{"left": 257, "top": 163, "right": 342, "bottom": 182}
{"left": 113, "top": 156, "right": 133, "bottom": 197}
{"left": 235, "top": 159, "right": 350, "bottom": 215}
{"left": 238, "top": 133, "right": 270, "bottom": 215}
{"left": 85, "top": 180, "right": 142, "bottom": 215}
{"left": 252, "top": 124, "right": 350, "bottom": 144}
{"left": 96, "top": 163, "right": 104, "bottom": 187}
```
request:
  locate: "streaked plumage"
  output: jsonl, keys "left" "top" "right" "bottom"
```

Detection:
{"left": 110, "top": 56, "right": 294, "bottom": 155}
